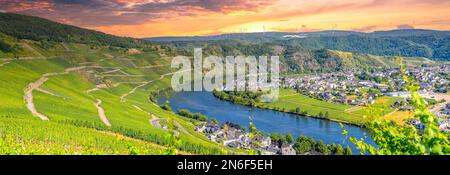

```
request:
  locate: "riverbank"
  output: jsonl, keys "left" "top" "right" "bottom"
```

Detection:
{"left": 159, "top": 91, "right": 375, "bottom": 153}
{"left": 213, "top": 89, "right": 373, "bottom": 126}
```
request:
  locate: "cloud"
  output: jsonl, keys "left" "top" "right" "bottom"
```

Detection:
{"left": 1, "top": 0, "right": 449, "bottom": 37}
{"left": 397, "top": 24, "right": 415, "bottom": 29}
{"left": 0, "top": 0, "right": 279, "bottom": 26}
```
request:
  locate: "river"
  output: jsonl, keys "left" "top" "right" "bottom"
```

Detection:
{"left": 159, "top": 91, "right": 375, "bottom": 153}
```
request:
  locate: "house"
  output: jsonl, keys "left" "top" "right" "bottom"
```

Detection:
{"left": 204, "top": 121, "right": 221, "bottom": 134}
{"left": 415, "top": 123, "right": 426, "bottom": 130}
{"left": 439, "top": 122, "right": 449, "bottom": 131}
{"left": 385, "top": 91, "right": 410, "bottom": 98}
{"left": 443, "top": 109, "right": 450, "bottom": 115}
{"left": 407, "top": 118, "right": 426, "bottom": 130}
{"left": 224, "top": 140, "right": 242, "bottom": 148}
{"left": 304, "top": 150, "right": 323, "bottom": 155}
{"left": 347, "top": 99, "right": 357, "bottom": 105}
{"left": 375, "top": 84, "right": 389, "bottom": 92}
{"left": 400, "top": 106, "right": 414, "bottom": 111}
{"left": 407, "top": 118, "right": 420, "bottom": 125}
{"left": 367, "top": 96, "right": 375, "bottom": 105}
{"left": 391, "top": 101, "right": 403, "bottom": 108}
{"left": 253, "top": 135, "right": 271, "bottom": 148}
{"left": 334, "top": 98, "right": 346, "bottom": 104}
{"left": 358, "top": 81, "right": 374, "bottom": 88}
{"left": 194, "top": 125, "right": 206, "bottom": 132}
{"left": 262, "top": 144, "right": 280, "bottom": 155}
{"left": 207, "top": 135, "right": 217, "bottom": 142}
{"left": 279, "top": 144, "right": 296, "bottom": 155}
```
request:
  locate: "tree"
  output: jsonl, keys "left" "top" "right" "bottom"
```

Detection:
{"left": 344, "top": 146, "right": 352, "bottom": 155}
{"left": 270, "top": 133, "right": 287, "bottom": 146}
{"left": 318, "top": 112, "right": 324, "bottom": 118}
{"left": 193, "top": 113, "right": 208, "bottom": 121}
{"left": 248, "top": 119, "right": 263, "bottom": 154}
{"left": 335, "top": 145, "right": 344, "bottom": 155}
{"left": 177, "top": 109, "right": 192, "bottom": 117}
{"left": 0, "top": 13, "right": 153, "bottom": 49}
{"left": 161, "top": 104, "right": 172, "bottom": 111}
{"left": 161, "top": 101, "right": 172, "bottom": 111}
{"left": 347, "top": 58, "right": 450, "bottom": 155}
{"left": 293, "top": 136, "right": 313, "bottom": 154}
{"left": 210, "top": 118, "right": 219, "bottom": 125}
{"left": 325, "top": 111, "right": 329, "bottom": 118}
{"left": 0, "top": 39, "right": 12, "bottom": 52}
{"left": 315, "top": 140, "right": 328, "bottom": 155}
{"left": 301, "top": 110, "right": 308, "bottom": 115}
{"left": 286, "top": 133, "right": 294, "bottom": 144}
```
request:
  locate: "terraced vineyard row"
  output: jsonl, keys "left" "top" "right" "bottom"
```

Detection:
{"left": 0, "top": 38, "right": 242, "bottom": 155}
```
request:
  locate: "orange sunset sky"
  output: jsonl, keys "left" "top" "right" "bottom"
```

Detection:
{"left": 1, "top": 0, "right": 450, "bottom": 38}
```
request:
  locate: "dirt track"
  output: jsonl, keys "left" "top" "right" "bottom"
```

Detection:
{"left": 24, "top": 66, "right": 85, "bottom": 121}
{"left": 24, "top": 77, "right": 50, "bottom": 121}
{"left": 95, "top": 99, "right": 112, "bottom": 127}
{"left": 120, "top": 72, "right": 178, "bottom": 102}
{"left": 0, "top": 61, "right": 10, "bottom": 67}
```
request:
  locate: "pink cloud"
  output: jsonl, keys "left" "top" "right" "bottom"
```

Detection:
{"left": 0, "top": 0, "right": 279, "bottom": 26}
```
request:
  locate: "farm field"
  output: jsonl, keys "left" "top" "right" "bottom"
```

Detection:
{"left": 259, "top": 89, "right": 401, "bottom": 125}
{"left": 383, "top": 111, "right": 415, "bottom": 125}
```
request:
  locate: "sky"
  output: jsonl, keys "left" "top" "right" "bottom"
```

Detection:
{"left": 1, "top": 0, "right": 450, "bottom": 38}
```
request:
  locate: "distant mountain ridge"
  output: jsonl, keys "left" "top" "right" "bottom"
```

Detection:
{"left": 161, "top": 40, "right": 432, "bottom": 74}
{"left": 0, "top": 12, "right": 442, "bottom": 73}
{"left": 147, "top": 29, "right": 449, "bottom": 41}
{"left": 147, "top": 29, "right": 450, "bottom": 61}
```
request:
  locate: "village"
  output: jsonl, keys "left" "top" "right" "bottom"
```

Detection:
{"left": 281, "top": 65, "right": 450, "bottom": 132}
{"left": 283, "top": 65, "right": 449, "bottom": 105}
{"left": 194, "top": 121, "right": 297, "bottom": 155}
{"left": 190, "top": 64, "right": 450, "bottom": 154}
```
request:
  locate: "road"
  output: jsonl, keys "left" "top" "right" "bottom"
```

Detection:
{"left": 132, "top": 105, "right": 194, "bottom": 137}
{"left": 425, "top": 93, "right": 450, "bottom": 115}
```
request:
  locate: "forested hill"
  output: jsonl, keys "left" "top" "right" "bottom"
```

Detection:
{"left": 279, "top": 30, "right": 450, "bottom": 61}
{"left": 148, "top": 29, "right": 450, "bottom": 61}
{"left": 161, "top": 40, "right": 426, "bottom": 74}
{"left": 0, "top": 12, "right": 151, "bottom": 48}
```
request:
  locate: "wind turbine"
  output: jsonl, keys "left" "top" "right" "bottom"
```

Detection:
{"left": 263, "top": 25, "right": 266, "bottom": 35}
{"left": 332, "top": 24, "right": 338, "bottom": 35}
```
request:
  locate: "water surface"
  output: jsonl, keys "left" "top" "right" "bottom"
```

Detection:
{"left": 159, "top": 91, "right": 375, "bottom": 152}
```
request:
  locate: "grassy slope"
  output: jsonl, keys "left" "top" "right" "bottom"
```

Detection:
{"left": 0, "top": 25, "right": 433, "bottom": 154}
{"left": 0, "top": 59, "right": 168, "bottom": 155}
{"left": 0, "top": 117, "right": 168, "bottom": 155}
{"left": 332, "top": 50, "right": 438, "bottom": 69}
{"left": 259, "top": 89, "right": 400, "bottom": 125}
{"left": 0, "top": 37, "right": 240, "bottom": 155}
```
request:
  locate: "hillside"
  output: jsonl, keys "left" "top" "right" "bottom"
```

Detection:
{"left": 0, "top": 13, "right": 440, "bottom": 155}
{"left": 161, "top": 40, "right": 430, "bottom": 74}
{"left": 0, "top": 12, "right": 156, "bottom": 49}
{"left": 0, "top": 14, "right": 243, "bottom": 155}
{"left": 148, "top": 29, "right": 450, "bottom": 61}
